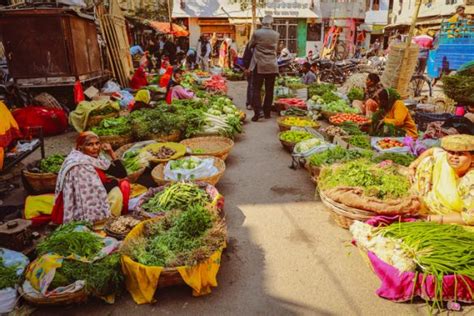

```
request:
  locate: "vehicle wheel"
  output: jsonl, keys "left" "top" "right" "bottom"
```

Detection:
{"left": 319, "top": 70, "right": 335, "bottom": 83}
{"left": 408, "top": 76, "right": 432, "bottom": 98}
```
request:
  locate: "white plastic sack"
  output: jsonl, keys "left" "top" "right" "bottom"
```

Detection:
{"left": 164, "top": 157, "right": 217, "bottom": 181}
{"left": 101, "top": 80, "right": 121, "bottom": 94}
{"left": 371, "top": 137, "right": 410, "bottom": 154}
{"left": 0, "top": 287, "right": 17, "bottom": 314}
{"left": 119, "top": 90, "right": 134, "bottom": 108}
{"left": 293, "top": 141, "right": 335, "bottom": 158}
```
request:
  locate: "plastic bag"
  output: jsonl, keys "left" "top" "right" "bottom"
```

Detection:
{"left": 293, "top": 141, "right": 335, "bottom": 158}
{"left": 163, "top": 157, "right": 217, "bottom": 181}
{"left": 101, "top": 80, "right": 121, "bottom": 94}
{"left": 371, "top": 137, "right": 410, "bottom": 154}
{"left": 12, "top": 106, "right": 68, "bottom": 136}
{"left": 0, "top": 248, "right": 29, "bottom": 313}
{"left": 119, "top": 90, "right": 135, "bottom": 109}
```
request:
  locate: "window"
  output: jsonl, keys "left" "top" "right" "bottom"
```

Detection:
{"left": 272, "top": 19, "right": 298, "bottom": 53}
{"left": 445, "top": 0, "right": 457, "bottom": 4}
{"left": 307, "top": 23, "right": 322, "bottom": 42}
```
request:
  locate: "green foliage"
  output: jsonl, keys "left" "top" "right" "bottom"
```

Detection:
{"left": 347, "top": 135, "right": 371, "bottom": 149}
{"left": 0, "top": 254, "right": 20, "bottom": 289}
{"left": 141, "top": 183, "right": 210, "bottom": 213}
{"left": 308, "top": 83, "right": 337, "bottom": 98}
{"left": 340, "top": 121, "right": 365, "bottom": 135}
{"left": 347, "top": 87, "right": 365, "bottom": 102}
{"left": 39, "top": 154, "right": 65, "bottom": 173}
{"left": 308, "top": 146, "right": 373, "bottom": 167}
{"left": 319, "top": 160, "right": 411, "bottom": 200}
{"left": 442, "top": 74, "right": 474, "bottom": 104}
{"left": 371, "top": 152, "right": 415, "bottom": 167}
{"left": 91, "top": 116, "right": 131, "bottom": 136}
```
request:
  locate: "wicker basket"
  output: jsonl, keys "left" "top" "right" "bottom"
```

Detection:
{"left": 180, "top": 136, "right": 234, "bottom": 161}
{"left": 22, "top": 167, "right": 57, "bottom": 194}
{"left": 114, "top": 143, "right": 147, "bottom": 183}
{"left": 276, "top": 116, "right": 319, "bottom": 132}
{"left": 319, "top": 190, "right": 376, "bottom": 229}
{"left": 141, "top": 142, "right": 187, "bottom": 164}
{"left": 321, "top": 110, "right": 338, "bottom": 121}
{"left": 279, "top": 139, "right": 296, "bottom": 153}
{"left": 99, "top": 134, "right": 133, "bottom": 150}
{"left": 19, "top": 284, "right": 88, "bottom": 306}
{"left": 146, "top": 130, "right": 182, "bottom": 142}
{"left": 151, "top": 156, "right": 226, "bottom": 186}
{"left": 104, "top": 214, "right": 144, "bottom": 240}
{"left": 86, "top": 112, "right": 119, "bottom": 129}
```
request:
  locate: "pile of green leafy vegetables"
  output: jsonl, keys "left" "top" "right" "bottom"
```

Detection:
{"left": 89, "top": 106, "right": 117, "bottom": 117}
{"left": 308, "top": 146, "right": 373, "bottom": 167}
{"left": 308, "top": 83, "right": 336, "bottom": 98}
{"left": 340, "top": 121, "right": 365, "bottom": 135}
{"left": 371, "top": 152, "right": 415, "bottom": 167}
{"left": 39, "top": 222, "right": 123, "bottom": 296}
{"left": 347, "top": 135, "right": 372, "bottom": 149}
{"left": 319, "top": 159, "right": 411, "bottom": 200}
{"left": 141, "top": 183, "right": 211, "bottom": 214}
{"left": 91, "top": 117, "right": 132, "bottom": 136}
{"left": 122, "top": 204, "right": 225, "bottom": 267}
{"left": 39, "top": 154, "right": 65, "bottom": 173}
{"left": 0, "top": 254, "right": 20, "bottom": 290}
{"left": 347, "top": 87, "right": 365, "bottom": 102}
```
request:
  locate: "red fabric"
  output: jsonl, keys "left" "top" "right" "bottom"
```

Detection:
{"left": 0, "top": 127, "right": 21, "bottom": 148}
{"left": 165, "top": 88, "right": 173, "bottom": 104}
{"left": 12, "top": 106, "right": 68, "bottom": 137}
{"left": 130, "top": 66, "right": 148, "bottom": 90}
{"left": 51, "top": 192, "right": 64, "bottom": 225}
{"left": 74, "top": 80, "right": 85, "bottom": 104}
{"left": 159, "top": 66, "right": 173, "bottom": 88}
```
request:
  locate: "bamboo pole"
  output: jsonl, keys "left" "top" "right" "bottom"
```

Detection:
{"left": 251, "top": 0, "right": 257, "bottom": 37}
{"left": 397, "top": 0, "right": 422, "bottom": 89}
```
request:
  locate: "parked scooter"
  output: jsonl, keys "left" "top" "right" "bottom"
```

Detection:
{"left": 278, "top": 48, "right": 299, "bottom": 75}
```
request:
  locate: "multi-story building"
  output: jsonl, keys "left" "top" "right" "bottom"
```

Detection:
{"left": 363, "top": 0, "right": 390, "bottom": 46}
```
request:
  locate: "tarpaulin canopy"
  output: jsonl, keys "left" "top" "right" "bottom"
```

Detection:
{"left": 147, "top": 21, "right": 189, "bottom": 37}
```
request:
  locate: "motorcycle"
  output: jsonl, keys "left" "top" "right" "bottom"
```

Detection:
{"left": 278, "top": 48, "right": 300, "bottom": 75}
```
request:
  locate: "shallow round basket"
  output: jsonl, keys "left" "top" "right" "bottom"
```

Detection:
{"left": 22, "top": 166, "right": 57, "bottom": 194}
{"left": 99, "top": 134, "right": 133, "bottom": 150}
{"left": 141, "top": 142, "right": 187, "bottom": 164}
{"left": 114, "top": 143, "right": 147, "bottom": 183}
{"left": 304, "top": 162, "right": 321, "bottom": 181}
{"left": 146, "top": 130, "right": 182, "bottom": 142}
{"left": 19, "top": 284, "right": 88, "bottom": 306}
{"left": 321, "top": 110, "right": 338, "bottom": 121}
{"left": 180, "top": 136, "right": 234, "bottom": 161}
{"left": 278, "top": 139, "right": 296, "bottom": 153}
{"left": 319, "top": 190, "right": 376, "bottom": 229}
{"left": 276, "top": 116, "right": 319, "bottom": 132}
{"left": 104, "top": 215, "right": 144, "bottom": 240}
{"left": 151, "top": 156, "right": 226, "bottom": 186}
{"left": 86, "top": 112, "right": 119, "bottom": 129}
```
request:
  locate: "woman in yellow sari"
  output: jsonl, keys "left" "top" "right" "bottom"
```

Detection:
{"left": 0, "top": 101, "right": 21, "bottom": 170}
{"left": 409, "top": 134, "right": 474, "bottom": 225}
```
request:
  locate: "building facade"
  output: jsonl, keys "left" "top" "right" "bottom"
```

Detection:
{"left": 172, "top": 0, "right": 319, "bottom": 56}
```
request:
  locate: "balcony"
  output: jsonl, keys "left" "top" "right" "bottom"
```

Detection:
{"left": 365, "top": 9, "right": 389, "bottom": 24}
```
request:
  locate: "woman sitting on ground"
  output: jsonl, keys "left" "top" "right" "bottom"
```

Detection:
{"left": 373, "top": 88, "right": 418, "bottom": 138}
{"left": 409, "top": 134, "right": 474, "bottom": 225}
{"left": 165, "top": 68, "right": 195, "bottom": 104}
{"left": 353, "top": 73, "right": 384, "bottom": 117}
{"left": 51, "top": 131, "right": 130, "bottom": 224}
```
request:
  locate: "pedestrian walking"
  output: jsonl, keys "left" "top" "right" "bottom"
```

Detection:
{"left": 197, "top": 35, "right": 211, "bottom": 72}
{"left": 248, "top": 15, "right": 280, "bottom": 122}
{"left": 242, "top": 43, "right": 254, "bottom": 110}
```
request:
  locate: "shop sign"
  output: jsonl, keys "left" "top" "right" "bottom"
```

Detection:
{"left": 264, "top": 1, "right": 310, "bottom": 17}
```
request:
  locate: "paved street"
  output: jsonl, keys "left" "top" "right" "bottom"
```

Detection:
{"left": 13, "top": 81, "right": 466, "bottom": 316}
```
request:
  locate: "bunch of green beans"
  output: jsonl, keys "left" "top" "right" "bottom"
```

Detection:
{"left": 378, "top": 222, "right": 474, "bottom": 309}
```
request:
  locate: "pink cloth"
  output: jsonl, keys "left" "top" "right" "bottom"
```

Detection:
{"left": 170, "top": 85, "right": 195, "bottom": 101}
{"left": 361, "top": 216, "right": 474, "bottom": 303}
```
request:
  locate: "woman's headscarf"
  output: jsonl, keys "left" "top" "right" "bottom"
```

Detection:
{"left": 159, "top": 66, "right": 174, "bottom": 88}
{"left": 76, "top": 131, "right": 99, "bottom": 150}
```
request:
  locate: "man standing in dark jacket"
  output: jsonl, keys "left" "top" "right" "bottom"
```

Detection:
{"left": 242, "top": 43, "right": 254, "bottom": 110}
{"left": 247, "top": 15, "right": 279, "bottom": 121}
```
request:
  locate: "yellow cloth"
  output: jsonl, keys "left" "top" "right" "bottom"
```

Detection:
{"left": 0, "top": 101, "right": 20, "bottom": 170}
{"left": 383, "top": 100, "right": 418, "bottom": 138}
{"left": 414, "top": 148, "right": 474, "bottom": 224}
{"left": 130, "top": 183, "right": 147, "bottom": 198}
{"left": 108, "top": 187, "right": 124, "bottom": 217}
{"left": 25, "top": 253, "right": 63, "bottom": 293}
{"left": 121, "top": 219, "right": 224, "bottom": 304}
{"left": 24, "top": 194, "right": 55, "bottom": 219}
{"left": 69, "top": 100, "right": 119, "bottom": 132}
{"left": 135, "top": 90, "right": 151, "bottom": 104}
{"left": 448, "top": 14, "right": 461, "bottom": 23}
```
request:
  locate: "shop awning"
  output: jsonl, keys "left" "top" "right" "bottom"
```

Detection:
{"left": 228, "top": 18, "right": 260, "bottom": 25}
{"left": 384, "top": 23, "right": 410, "bottom": 29}
{"left": 147, "top": 21, "right": 189, "bottom": 37}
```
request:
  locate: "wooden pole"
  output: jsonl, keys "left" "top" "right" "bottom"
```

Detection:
{"left": 398, "top": 0, "right": 422, "bottom": 89}
{"left": 251, "top": 0, "right": 257, "bottom": 37}
{"left": 168, "top": 0, "right": 173, "bottom": 37}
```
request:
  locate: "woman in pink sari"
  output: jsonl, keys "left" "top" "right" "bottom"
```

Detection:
{"left": 165, "top": 68, "right": 195, "bottom": 104}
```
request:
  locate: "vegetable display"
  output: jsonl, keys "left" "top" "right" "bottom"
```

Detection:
{"left": 279, "top": 130, "right": 315, "bottom": 143}
{"left": 377, "top": 138, "right": 404, "bottom": 149}
{"left": 293, "top": 138, "right": 325, "bottom": 154}
{"left": 203, "top": 75, "right": 228, "bottom": 93}
{"left": 319, "top": 126, "right": 348, "bottom": 137}
{"left": 280, "top": 107, "right": 307, "bottom": 117}
{"left": 329, "top": 113, "right": 370, "bottom": 125}
{"left": 170, "top": 157, "right": 201, "bottom": 171}
{"left": 319, "top": 160, "right": 411, "bottom": 200}
{"left": 91, "top": 116, "right": 131, "bottom": 136}
{"left": 122, "top": 150, "right": 151, "bottom": 174}
{"left": 39, "top": 154, "right": 65, "bottom": 174}
{"left": 281, "top": 117, "right": 318, "bottom": 128}
{"left": 141, "top": 183, "right": 210, "bottom": 214}
{"left": 89, "top": 106, "right": 117, "bottom": 117}
{"left": 308, "top": 146, "right": 373, "bottom": 167}
{"left": 371, "top": 152, "right": 415, "bottom": 167}
{"left": 340, "top": 121, "right": 365, "bottom": 136}
{"left": 347, "top": 135, "right": 372, "bottom": 150}
{"left": 320, "top": 100, "right": 358, "bottom": 114}
{"left": 308, "top": 83, "right": 337, "bottom": 98}
{"left": 347, "top": 87, "right": 365, "bottom": 102}
{"left": 122, "top": 204, "right": 225, "bottom": 267}
{"left": 36, "top": 222, "right": 103, "bottom": 259}
{"left": 277, "top": 98, "right": 307, "bottom": 109}
{"left": 0, "top": 255, "right": 19, "bottom": 289}
{"left": 107, "top": 216, "right": 142, "bottom": 235}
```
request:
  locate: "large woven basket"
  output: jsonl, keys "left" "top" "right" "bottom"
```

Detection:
{"left": 100, "top": 134, "right": 133, "bottom": 150}
{"left": 141, "top": 142, "right": 187, "bottom": 164}
{"left": 279, "top": 139, "right": 296, "bottom": 153}
{"left": 114, "top": 143, "right": 147, "bottom": 183}
{"left": 86, "top": 112, "right": 119, "bottom": 129}
{"left": 19, "top": 284, "right": 88, "bottom": 306}
{"left": 151, "top": 156, "right": 225, "bottom": 186}
{"left": 22, "top": 161, "right": 58, "bottom": 194}
{"left": 146, "top": 130, "right": 182, "bottom": 142}
{"left": 321, "top": 110, "right": 338, "bottom": 121}
{"left": 180, "top": 136, "right": 234, "bottom": 161}
{"left": 276, "top": 116, "right": 319, "bottom": 132}
{"left": 319, "top": 190, "right": 376, "bottom": 229}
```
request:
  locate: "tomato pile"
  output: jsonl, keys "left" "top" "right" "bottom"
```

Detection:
{"left": 329, "top": 113, "right": 370, "bottom": 125}
{"left": 277, "top": 98, "right": 307, "bottom": 110}
{"left": 194, "top": 70, "right": 210, "bottom": 77}
{"left": 377, "top": 138, "right": 405, "bottom": 149}
{"left": 203, "top": 75, "right": 228, "bottom": 93}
